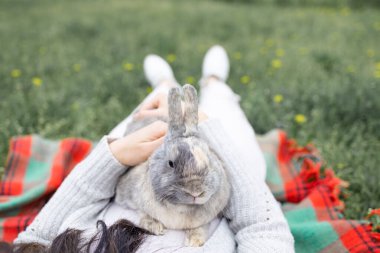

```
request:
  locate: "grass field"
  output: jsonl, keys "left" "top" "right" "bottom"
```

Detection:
{"left": 0, "top": 0, "right": 379, "bottom": 219}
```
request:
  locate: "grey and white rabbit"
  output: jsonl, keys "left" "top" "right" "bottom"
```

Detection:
{"left": 115, "top": 84, "right": 230, "bottom": 247}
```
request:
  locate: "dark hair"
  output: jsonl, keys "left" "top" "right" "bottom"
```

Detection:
{"left": 8, "top": 219, "right": 148, "bottom": 253}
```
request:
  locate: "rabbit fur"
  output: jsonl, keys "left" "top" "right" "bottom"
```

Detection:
{"left": 115, "top": 84, "right": 230, "bottom": 247}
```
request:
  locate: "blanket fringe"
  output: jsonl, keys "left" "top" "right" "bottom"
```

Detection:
{"left": 367, "top": 209, "right": 380, "bottom": 240}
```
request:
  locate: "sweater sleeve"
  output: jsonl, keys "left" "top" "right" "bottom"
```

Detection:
{"left": 14, "top": 136, "right": 127, "bottom": 246}
{"left": 198, "top": 119, "right": 295, "bottom": 253}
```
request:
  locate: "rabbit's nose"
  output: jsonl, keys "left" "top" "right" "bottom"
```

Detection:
{"left": 191, "top": 191, "right": 205, "bottom": 198}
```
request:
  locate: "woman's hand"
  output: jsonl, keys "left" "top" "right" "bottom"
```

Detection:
{"left": 134, "top": 93, "right": 169, "bottom": 120}
{"left": 109, "top": 121, "right": 167, "bottom": 166}
{"left": 134, "top": 92, "right": 208, "bottom": 122}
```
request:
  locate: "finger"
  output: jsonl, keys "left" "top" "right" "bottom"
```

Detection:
{"left": 147, "top": 121, "right": 168, "bottom": 140}
{"left": 139, "top": 93, "right": 166, "bottom": 111}
{"left": 140, "top": 98, "right": 160, "bottom": 111}
{"left": 140, "top": 135, "right": 165, "bottom": 159}
{"left": 140, "top": 137, "right": 165, "bottom": 160}
{"left": 149, "top": 135, "right": 165, "bottom": 149}
{"left": 138, "top": 121, "right": 168, "bottom": 142}
{"left": 134, "top": 108, "right": 164, "bottom": 120}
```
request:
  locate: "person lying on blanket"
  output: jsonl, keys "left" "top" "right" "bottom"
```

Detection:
{"left": 13, "top": 45, "right": 294, "bottom": 253}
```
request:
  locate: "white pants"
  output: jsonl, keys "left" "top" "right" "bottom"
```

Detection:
{"left": 109, "top": 79, "right": 266, "bottom": 181}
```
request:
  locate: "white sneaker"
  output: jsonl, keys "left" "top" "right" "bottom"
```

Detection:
{"left": 143, "top": 54, "right": 178, "bottom": 88}
{"left": 201, "top": 45, "right": 230, "bottom": 83}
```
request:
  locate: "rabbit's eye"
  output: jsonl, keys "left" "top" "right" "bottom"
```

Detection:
{"left": 168, "top": 160, "right": 174, "bottom": 168}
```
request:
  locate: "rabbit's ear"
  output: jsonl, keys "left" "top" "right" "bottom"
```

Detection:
{"left": 183, "top": 84, "right": 198, "bottom": 135}
{"left": 168, "top": 87, "right": 185, "bottom": 138}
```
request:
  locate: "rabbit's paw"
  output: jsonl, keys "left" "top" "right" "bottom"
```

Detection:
{"left": 140, "top": 215, "right": 166, "bottom": 235}
{"left": 185, "top": 227, "right": 207, "bottom": 247}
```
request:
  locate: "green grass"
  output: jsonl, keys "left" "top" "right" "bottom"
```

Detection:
{"left": 0, "top": 0, "right": 379, "bottom": 219}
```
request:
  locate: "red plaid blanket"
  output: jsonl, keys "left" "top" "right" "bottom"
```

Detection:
{"left": 1, "top": 131, "right": 379, "bottom": 252}
{"left": 0, "top": 135, "right": 92, "bottom": 241}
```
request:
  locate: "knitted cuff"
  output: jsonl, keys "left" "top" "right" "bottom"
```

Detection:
{"left": 72, "top": 136, "right": 128, "bottom": 193}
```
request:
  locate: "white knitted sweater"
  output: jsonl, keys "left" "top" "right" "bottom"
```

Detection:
{"left": 14, "top": 119, "right": 295, "bottom": 252}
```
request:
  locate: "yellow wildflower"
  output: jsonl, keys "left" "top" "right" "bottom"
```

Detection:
{"left": 146, "top": 86, "right": 153, "bottom": 94}
{"left": 297, "top": 11, "right": 305, "bottom": 17}
{"left": 271, "top": 59, "right": 283, "bottom": 69}
{"left": 260, "top": 47, "right": 268, "bottom": 55}
{"left": 298, "top": 47, "right": 309, "bottom": 55}
{"left": 39, "top": 47, "right": 46, "bottom": 55}
{"left": 233, "top": 52, "right": 242, "bottom": 60}
{"left": 265, "top": 39, "right": 274, "bottom": 48}
{"left": 11, "top": 69, "right": 21, "bottom": 78}
{"left": 373, "top": 22, "right": 380, "bottom": 31}
{"left": 32, "top": 77, "right": 42, "bottom": 87}
{"left": 374, "top": 62, "right": 380, "bottom": 78}
{"left": 266, "top": 70, "right": 274, "bottom": 77}
{"left": 240, "top": 75, "right": 250, "bottom": 85}
{"left": 337, "top": 163, "right": 345, "bottom": 169}
{"left": 273, "top": 94, "right": 284, "bottom": 103}
{"left": 346, "top": 65, "right": 356, "bottom": 74}
{"left": 71, "top": 102, "right": 80, "bottom": 111}
{"left": 123, "top": 63, "right": 134, "bottom": 71}
{"left": 340, "top": 7, "right": 351, "bottom": 16}
{"left": 185, "top": 76, "right": 195, "bottom": 84}
{"left": 197, "top": 45, "right": 204, "bottom": 53}
{"left": 276, "top": 49, "right": 285, "bottom": 57}
{"left": 73, "top": 63, "right": 81, "bottom": 72}
{"left": 374, "top": 70, "right": 380, "bottom": 79}
{"left": 166, "top": 54, "right": 176, "bottom": 63}
{"left": 294, "top": 114, "right": 307, "bottom": 124}
{"left": 367, "top": 49, "right": 375, "bottom": 58}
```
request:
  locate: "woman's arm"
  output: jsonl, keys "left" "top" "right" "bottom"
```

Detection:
{"left": 199, "top": 119, "right": 295, "bottom": 253}
{"left": 14, "top": 121, "right": 167, "bottom": 246}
